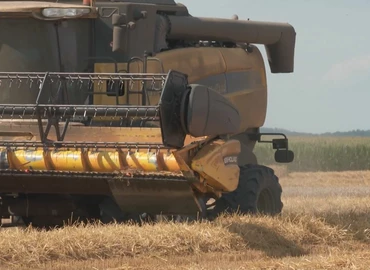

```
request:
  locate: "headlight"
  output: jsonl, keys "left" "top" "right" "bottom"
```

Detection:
{"left": 41, "top": 8, "right": 91, "bottom": 18}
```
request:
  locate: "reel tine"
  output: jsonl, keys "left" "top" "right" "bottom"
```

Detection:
{"left": 16, "top": 74, "right": 22, "bottom": 89}
{"left": 78, "top": 75, "right": 84, "bottom": 90}
{"left": 8, "top": 74, "right": 13, "bottom": 88}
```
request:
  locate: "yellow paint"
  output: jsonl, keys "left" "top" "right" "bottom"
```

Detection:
{"left": 1, "top": 138, "right": 242, "bottom": 196}
{"left": 93, "top": 46, "right": 265, "bottom": 106}
{"left": 8, "top": 149, "right": 47, "bottom": 170}
{"left": 88, "top": 151, "right": 120, "bottom": 172}
{"left": 162, "top": 153, "right": 180, "bottom": 171}
{"left": 4, "top": 148, "right": 182, "bottom": 173}
{"left": 191, "top": 139, "right": 241, "bottom": 192}
{"left": 126, "top": 151, "right": 158, "bottom": 171}
{"left": 50, "top": 150, "right": 85, "bottom": 171}
{"left": 93, "top": 46, "right": 268, "bottom": 130}
{"left": 5, "top": 149, "right": 179, "bottom": 172}
{"left": 93, "top": 63, "right": 129, "bottom": 107}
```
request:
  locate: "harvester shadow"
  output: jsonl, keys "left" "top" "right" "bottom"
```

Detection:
{"left": 226, "top": 222, "right": 308, "bottom": 258}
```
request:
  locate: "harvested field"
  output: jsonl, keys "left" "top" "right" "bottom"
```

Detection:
{"left": 1, "top": 169, "right": 370, "bottom": 270}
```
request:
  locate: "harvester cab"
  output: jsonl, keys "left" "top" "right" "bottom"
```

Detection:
{"left": 0, "top": 0, "right": 296, "bottom": 227}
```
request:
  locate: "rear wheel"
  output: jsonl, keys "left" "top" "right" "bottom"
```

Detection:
{"left": 212, "top": 164, "right": 283, "bottom": 216}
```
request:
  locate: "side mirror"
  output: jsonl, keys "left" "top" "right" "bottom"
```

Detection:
{"left": 272, "top": 138, "right": 288, "bottom": 150}
{"left": 274, "top": 149, "right": 294, "bottom": 163}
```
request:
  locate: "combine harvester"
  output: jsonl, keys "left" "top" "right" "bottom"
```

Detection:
{"left": 0, "top": 0, "right": 296, "bottom": 227}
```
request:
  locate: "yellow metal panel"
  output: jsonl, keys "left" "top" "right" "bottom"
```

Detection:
{"left": 0, "top": 124, "right": 166, "bottom": 146}
{"left": 220, "top": 47, "right": 265, "bottom": 73}
{"left": 191, "top": 139, "right": 241, "bottom": 192}
{"left": 227, "top": 86, "right": 267, "bottom": 130}
{"left": 93, "top": 63, "right": 128, "bottom": 106}
{"left": 93, "top": 59, "right": 164, "bottom": 106}
{"left": 153, "top": 47, "right": 227, "bottom": 83}
{"left": 105, "top": 48, "right": 227, "bottom": 85}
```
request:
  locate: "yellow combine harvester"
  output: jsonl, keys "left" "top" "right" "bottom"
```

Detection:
{"left": 0, "top": 0, "right": 296, "bottom": 227}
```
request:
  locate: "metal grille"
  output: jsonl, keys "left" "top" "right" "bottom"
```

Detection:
{"left": 0, "top": 71, "right": 172, "bottom": 149}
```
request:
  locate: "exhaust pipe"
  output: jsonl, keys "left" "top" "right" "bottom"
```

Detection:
{"left": 167, "top": 16, "right": 296, "bottom": 73}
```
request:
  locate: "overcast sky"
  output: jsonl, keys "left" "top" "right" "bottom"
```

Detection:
{"left": 180, "top": 0, "right": 369, "bottom": 133}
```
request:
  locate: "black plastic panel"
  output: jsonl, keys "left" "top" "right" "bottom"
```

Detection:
{"left": 158, "top": 70, "right": 188, "bottom": 148}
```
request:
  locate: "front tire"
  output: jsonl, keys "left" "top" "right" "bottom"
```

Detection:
{"left": 212, "top": 164, "right": 283, "bottom": 216}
